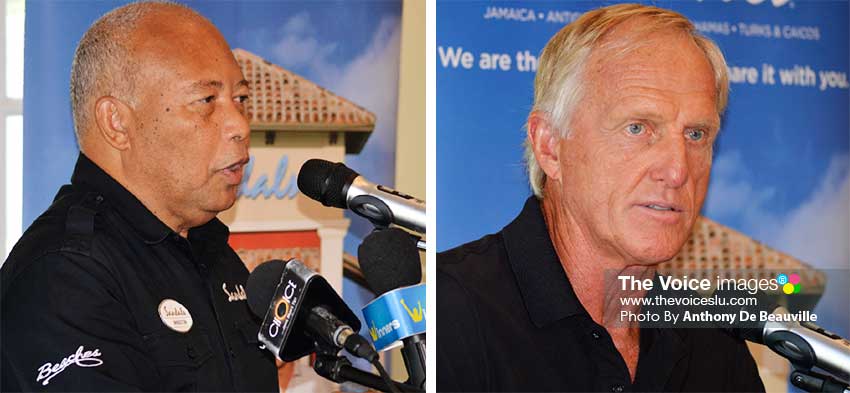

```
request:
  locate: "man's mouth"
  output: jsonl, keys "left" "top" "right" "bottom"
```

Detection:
{"left": 224, "top": 162, "right": 244, "bottom": 172}
{"left": 221, "top": 157, "right": 249, "bottom": 172}
{"left": 218, "top": 157, "right": 249, "bottom": 185}
{"left": 640, "top": 203, "right": 683, "bottom": 213}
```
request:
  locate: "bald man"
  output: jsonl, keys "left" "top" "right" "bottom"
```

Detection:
{"left": 1, "top": 3, "right": 278, "bottom": 391}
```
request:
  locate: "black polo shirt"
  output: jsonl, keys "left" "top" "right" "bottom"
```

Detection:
{"left": 437, "top": 197, "right": 766, "bottom": 392}
{"left": 1, "top": 153, "right": 278, "bottom": 392}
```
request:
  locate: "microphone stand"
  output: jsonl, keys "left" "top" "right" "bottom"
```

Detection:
{"left": 313, "top": 352, "right": 424, "bottom": 393}
{"left": 764, "top": 331, "right": 849, "bottom": 393}
{"left": 790, "top": 369, "right": 849, "bottom": 393}
{"left": 400, "top": 334, "right": 426, "bottom": 388}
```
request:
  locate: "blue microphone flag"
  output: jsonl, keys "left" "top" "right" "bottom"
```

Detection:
{"left": 362, "top": 283, "right": 426, "bottom": 351}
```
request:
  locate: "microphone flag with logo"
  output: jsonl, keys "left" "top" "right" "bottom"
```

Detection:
{"left": 362, "top": 283, "right": 426, "bottom": 351}
{"left": 357, "top": 227, "right": 425, "bottom": 351}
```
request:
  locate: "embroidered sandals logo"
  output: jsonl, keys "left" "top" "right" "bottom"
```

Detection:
{"left": 777, "top": 273, "right": 802, "bottom": 294}
{"left": 36, "top": 346, "right": 103, "bottom": 386}
{"left": 222, "top": 282, "right": 247, "bottom": 302}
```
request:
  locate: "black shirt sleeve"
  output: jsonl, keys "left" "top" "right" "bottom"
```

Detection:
{"left": 2, "top": 252, "right": 156, "bottom": 391}
{"left": 436, "top": 268, "right": 491, "bottom": 392}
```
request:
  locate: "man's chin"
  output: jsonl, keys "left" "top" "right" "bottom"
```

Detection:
{"left": 217, "top": 198, "right": 238, "bottom": 213}
{"left": 626, "top": 237, "right": 688, "bottom": 265}
{"left": 205, "top": 193, "right": 238, "bottom": 215}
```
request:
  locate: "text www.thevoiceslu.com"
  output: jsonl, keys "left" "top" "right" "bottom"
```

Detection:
{"left": 619, "top": 294, "right": 757, "bottom": 307}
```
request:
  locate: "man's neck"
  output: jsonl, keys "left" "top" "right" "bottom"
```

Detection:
{"left": 540, "top": 196, "right": 654, "bottom": 381}
{"left": 540, "top": 198, "right": 655, "bottom": 325}
{"left": 86, "top": 151, "right": 194, "bottom": 235}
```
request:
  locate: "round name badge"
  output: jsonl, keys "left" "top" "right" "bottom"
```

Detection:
{"left": 158, "top": 299, "right": 193, "bottom": 333}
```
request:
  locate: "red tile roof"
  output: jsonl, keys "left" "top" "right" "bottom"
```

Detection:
{"left": 660, "top": 216, "right": 825, "bottom": 308}
{"left": 233, "top": 48, "right": 375, "bottom": 153}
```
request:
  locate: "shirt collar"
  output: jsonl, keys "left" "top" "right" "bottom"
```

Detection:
{"left": 188, "top": 217, "right": 231, "bottom": 259}
{"left": 501, "top": 196, "right": 587, "bottom": 327}
{"left": 70, "top": 153, "right": 228, "bottom": 247}
{"left": 503, "top": 197, "right": 690, "bottom": 386}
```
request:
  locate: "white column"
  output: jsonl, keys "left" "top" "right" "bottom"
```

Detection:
{"left": 316, "top": 220, "right": 349, "bottom": 292}
{"left": 285, "top": 220, "right": 349, "bottom": 393}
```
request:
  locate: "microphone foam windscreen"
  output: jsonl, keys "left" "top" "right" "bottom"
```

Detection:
{"left": 357, "top": 228, "right": 422, "bottom": 295}
{"left": 246, "top": 259, "right": 288, "bottom": 318}
{"left": 297, "top": 159, "right": 358, "bottom": 209}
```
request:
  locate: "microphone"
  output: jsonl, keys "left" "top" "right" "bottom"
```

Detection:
{"left": 297, "top": 159, "right": 426, "bottom": 234}
{"left": 358, "top": 228, "right": 426, "bottom": 388}
{"left": 712, "top": 289, "right": 850, "bottom": 380}
{"left": 246, "top": 259, "right": 376, "bottom": 362}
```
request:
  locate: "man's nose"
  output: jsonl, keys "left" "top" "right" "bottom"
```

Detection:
{"left": 649, "top": 133, "right": 689, "bottom": 189}
{"left": 222, "top": 100, "right": 251, "bottom": 144}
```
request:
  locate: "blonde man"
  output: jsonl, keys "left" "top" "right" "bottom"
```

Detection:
{"left": 437, "top": 4, "right": 764, "bottom": 392}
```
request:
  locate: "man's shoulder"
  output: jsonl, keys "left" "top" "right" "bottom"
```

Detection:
{"left": 436, "top": 230, "right": 528, "bottom": 319}
{"left": 2, "top": 186, "right": 129, "bottom": 292}
{"left": 437, "top": 231, "right": 518, "bottom": 295}
{"left": 437, "top": 232, "right": 507, "bottom": 276}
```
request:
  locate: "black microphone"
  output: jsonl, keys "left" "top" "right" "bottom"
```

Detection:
{"left": 246, "top": 259, "right": 376, "bottom": 362}
{"left": 297, "top": 159, "right": 426, "bottom": 234}
{"left": 712, "top": 289, "right": 850, "bottom": 380}
{"left": 358, "top": 228, "right": 426, "bottom": 388}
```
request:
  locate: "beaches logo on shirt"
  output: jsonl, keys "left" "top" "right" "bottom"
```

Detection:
{"left": 35, "top": 346, "right": 103, "bottom": 386}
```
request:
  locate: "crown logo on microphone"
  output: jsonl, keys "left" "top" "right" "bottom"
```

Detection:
{"left": 369, "top": 321, "right": 379, "bottom": 341}
{"left": 400, "top": 299, "right": 424, "bottom": 323}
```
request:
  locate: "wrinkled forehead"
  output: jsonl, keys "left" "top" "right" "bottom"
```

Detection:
{"left": 589, "top": 16, "right": 703, "bottom": 68}
{"left": 584, "top": 22, "right": 718, "bottom": 103}
{"left": 129, "top": 11, "right": 241, "bottom": 88}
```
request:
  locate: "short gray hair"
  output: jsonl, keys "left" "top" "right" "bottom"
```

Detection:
{"left": 524, "top": 3, "right": 729, "bottom": 198}
{"left": 69, "top": 1, "right": 198, "bottom": 141}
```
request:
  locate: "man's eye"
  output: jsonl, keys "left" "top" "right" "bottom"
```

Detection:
{"left": 199, "top": 95, "right": 215, "bottom": 104}
{"left": 626, "top": 123, "right": 645, "bottom": 135}
{"left": 686, "top": 129, "right": 705, "bottom": 141}
{"left": 235, "top": 95, "right": 249, "bottom": 103}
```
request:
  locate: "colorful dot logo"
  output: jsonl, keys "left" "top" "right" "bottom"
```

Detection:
{"left": 778, "top": 273, "right": 801, "bottom": 294}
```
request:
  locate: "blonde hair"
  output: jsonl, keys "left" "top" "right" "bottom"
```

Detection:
{"left": 524, "top": 3, "right": 729, "bottom": 198}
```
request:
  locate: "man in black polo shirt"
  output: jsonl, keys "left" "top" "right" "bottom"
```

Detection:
{"left": 1, "top": 2, "right": 278, "bottom": 391}
{"left": 437, "top": 4, "right": 765, "bottom": 392}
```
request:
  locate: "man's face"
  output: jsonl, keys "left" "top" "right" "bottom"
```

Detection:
{"left": 555, "top": 29, "right": 720, "bottom": 264}
{"left": 124, "top": 16, "right": 250, "bottom": 227}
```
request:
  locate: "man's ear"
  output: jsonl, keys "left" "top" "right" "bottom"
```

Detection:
{"left": 527, "top": 111, "right": 562, "bottom": 182}
{"left": 93, "top": 96, "right": 134, "bottom": 151}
